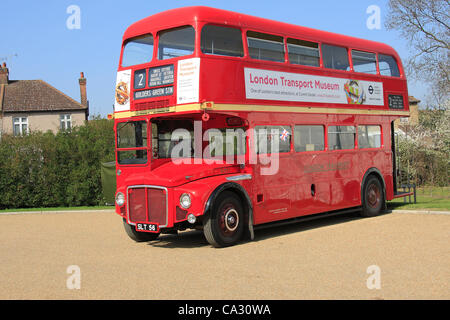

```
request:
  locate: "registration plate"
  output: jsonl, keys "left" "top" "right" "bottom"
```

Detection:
{"left": 135, "top": 222, "right": 159, "bottom": 233}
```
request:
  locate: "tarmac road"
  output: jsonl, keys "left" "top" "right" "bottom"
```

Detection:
{"left": 0, "top": 210, "right": 448, "bottom": 300}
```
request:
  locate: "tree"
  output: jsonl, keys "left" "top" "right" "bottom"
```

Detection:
{"left": 385, "top": 0, "right": 449, "bottom": 105}
{"left": 397, "top": 107, "right": 450, "bottom": 188}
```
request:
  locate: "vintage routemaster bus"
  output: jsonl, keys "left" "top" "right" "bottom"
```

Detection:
{"left": 113, "top": 6, "right": 411, "bottom": 247}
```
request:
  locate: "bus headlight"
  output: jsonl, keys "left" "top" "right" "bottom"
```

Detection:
{"left": 115, "top": 192, "right": 125, "bottom": 206}
{"left": 180, "top": 193, "right": 191, "bottom": 209}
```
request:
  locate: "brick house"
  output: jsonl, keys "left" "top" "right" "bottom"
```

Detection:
{"left": 394, "top": 96, "right": 420, "bottom": 130}
{"left": 0, "top": 63, "right": 89, "bottom": 137}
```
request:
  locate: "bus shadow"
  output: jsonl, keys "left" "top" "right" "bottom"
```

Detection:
{"left": 146, "top": 230, "right": 210, "bottom": 249}
{"left": 387, "top": 202, "right": 414, "bottom": 210}
{"left": 145, "top": 210, "right": 391, "bottom": 248}
{"left": 248, "top": 210, "right": 391, "bottom": 244}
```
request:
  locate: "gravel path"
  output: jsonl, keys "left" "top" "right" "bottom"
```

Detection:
{"left": 0, "top": 210, "right": 448, "bottom": 299}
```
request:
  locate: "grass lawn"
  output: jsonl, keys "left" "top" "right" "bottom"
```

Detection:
{"left": 388, "top": 186, "right": 450, "bottom": 211}
{"left": 0, "top": 205, "right": 113, "bottom": 213}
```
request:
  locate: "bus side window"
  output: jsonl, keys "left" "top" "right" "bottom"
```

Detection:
{"left": 322, "top": 44, "right": 350, "bottom": 71}
{"left": 201, "top": 25, "right": 244, "bottom": 57}
{"left": 358, "top": 125, "right": 381, "bottom": 149}
{"left": 255, "top": 125, "right": 291, "bottom": 154}
{"left": 378, "top": 54, "right": 400, "bottom": 77}
{"left": 294, "top": 125, "right": 324, "bottom": 152}
{"left": 328, "top": 126, "right": 355, "bottom": 150}
{"left": 352, "top": 50, "right": 377, "bottom": 75}
{"left": 247, "top": 31, "right": 285, "bottom": 63}
{"left": 287, "top": 38, "right": 320, "bottom": 67}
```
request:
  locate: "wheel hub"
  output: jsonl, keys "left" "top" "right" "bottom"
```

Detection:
{"left": 224, "top": 209, "right": 239, "bottom": 232}
{"left": 368, "top": 184, "right": 380, "bottom": 208}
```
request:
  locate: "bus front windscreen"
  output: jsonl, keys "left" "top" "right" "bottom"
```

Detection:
{"left": 117, "top": 121, "right": 148, "bottom": 164}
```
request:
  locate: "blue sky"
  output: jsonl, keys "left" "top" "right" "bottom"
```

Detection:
{"left": 1, "top": 0, "right": 424, "bottom": 117}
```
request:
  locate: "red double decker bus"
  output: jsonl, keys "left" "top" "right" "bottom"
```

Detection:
{"left": 113, "top": 6, "right": 411, "bottom": 247}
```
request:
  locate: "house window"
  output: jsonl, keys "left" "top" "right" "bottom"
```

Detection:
{"left": 399, "top": 117, "right": 409, "bottom": 123}
{"left": 60, "top": 114, "right": 72, "bottom": 131}
{"left": 13, "top": 117, "right": 28, "bottom": 136}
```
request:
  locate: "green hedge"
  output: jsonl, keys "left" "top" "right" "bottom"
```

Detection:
{"left": 396, "top": 108, "right": 450, "bottom": 188}
{"left": 0, "top": 119, "right": 115, "bottom": 209}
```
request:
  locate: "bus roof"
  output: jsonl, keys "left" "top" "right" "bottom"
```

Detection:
{"left": 123, "top": 6, "right": 399, "bottom": 57}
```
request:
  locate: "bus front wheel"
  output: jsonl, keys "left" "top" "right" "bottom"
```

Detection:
{"left": 123, "top": 219, "right": 160, "bottom": 242}
{"left": 203, "top": 191, "right": 244, "bottom": 248}
{"left": 361, "top": 176, "right": 385, "bottom": 217}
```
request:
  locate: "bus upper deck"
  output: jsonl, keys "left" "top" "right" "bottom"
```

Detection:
{"left": 114, "top": 6, "right": 409, "bottom": 120}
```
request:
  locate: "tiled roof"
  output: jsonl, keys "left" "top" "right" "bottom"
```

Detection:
{"left": 2, "top": 80, "right": 86, "bottom": 112}
{"left": 408, "top": 96, "right": 421, "bottom": 104}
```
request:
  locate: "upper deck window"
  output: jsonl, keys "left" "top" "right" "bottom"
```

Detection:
{"left": 287, "top": 39, "right": 320, "bottom": 67}
{"left": 122, "top": 34, "right": 154, "bottom": 67}
{"left": 322, "top": 44, "right": 350, "bottom": 71}
{"left": 158, "top": 26, "right": 195, "bottom": 60}
{"left": 378, "top": 54, "right": 400, "bottom": 77}
{"left": 201, "top": 25, "right": 244, "bottom": 57}
{"left": 352, "top": 50, "right": 377, "bottom": 74}
{"left": 247, "top": 31, "right": 285, "bottom": 62}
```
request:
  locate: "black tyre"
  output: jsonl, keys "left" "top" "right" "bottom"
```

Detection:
{"left": 122, "top": 219, "right": 160, "bottom": 242}
{"left": 361, "top": 175, "right": 385, "bottom": 217}
{"left": 203, "top": 191, "right": 245, "bottom": 247}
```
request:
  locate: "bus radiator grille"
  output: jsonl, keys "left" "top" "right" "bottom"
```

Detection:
{"left": 128, "top": 187, "right": 167, "bottom": 227}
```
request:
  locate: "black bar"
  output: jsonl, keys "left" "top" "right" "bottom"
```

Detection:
{"left": 0, "top": 300, "right": 444, "bottom": 318}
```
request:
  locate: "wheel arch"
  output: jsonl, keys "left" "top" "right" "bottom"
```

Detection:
{"left": 204, "top": 182, "right": 254, "bottom": 240}
{"left": 361, "top": 167, "right": 387, "bottom": 210}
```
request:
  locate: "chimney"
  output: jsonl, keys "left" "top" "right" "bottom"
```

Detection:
{"left": 0, "top": 62, "right": 9, "bottom": 85}
{"left": 79, "top": 72, "right": 88, "bottom": 107}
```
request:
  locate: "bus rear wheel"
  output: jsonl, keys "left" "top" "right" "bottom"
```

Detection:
{"left": 203, "top": 191, "right": 244, "bottom": 248}
{"left": 361, "top": 176, "right": 384, "bottom": 217}
{"left": 123, "top": 219, "right": 160, "bottom": 242}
